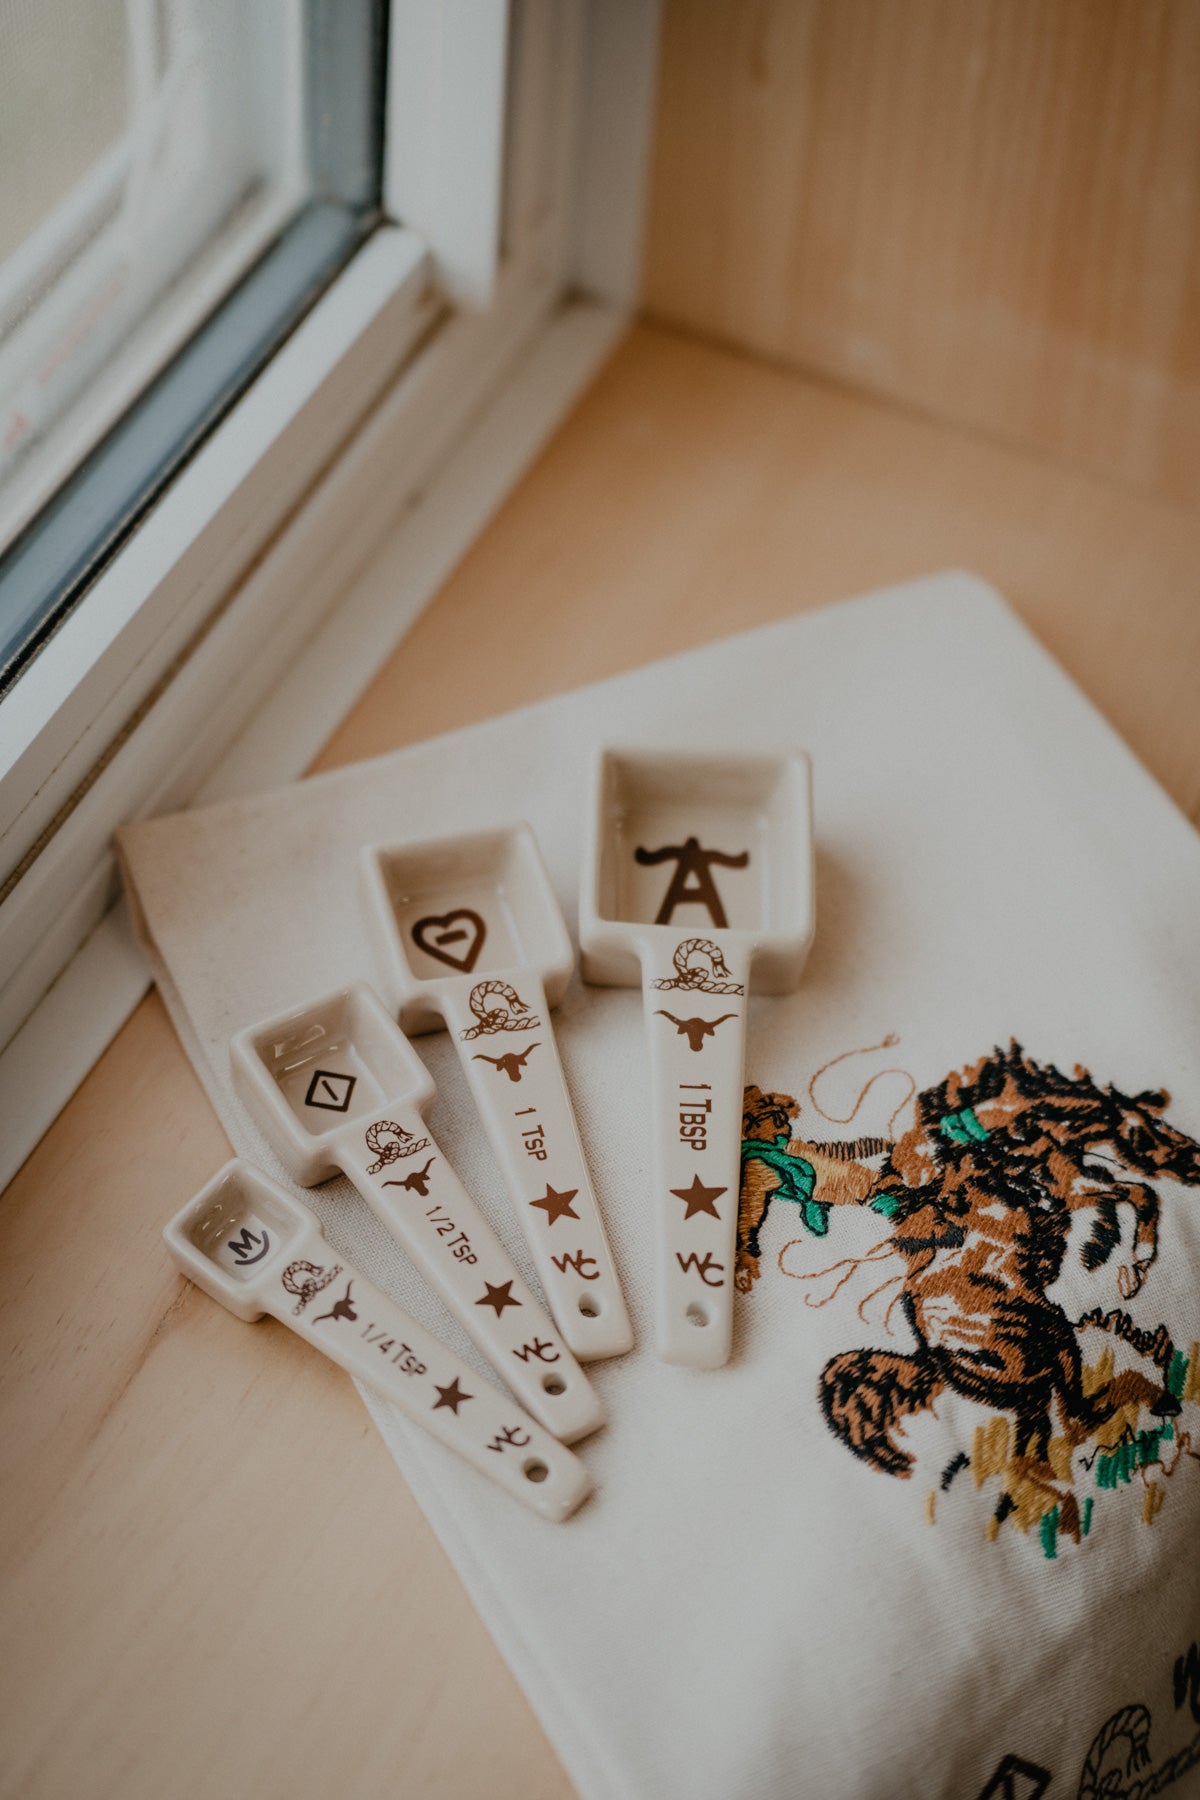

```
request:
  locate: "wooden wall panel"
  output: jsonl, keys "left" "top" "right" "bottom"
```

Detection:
{"left": 643, "top": 0, "right": 1200, "bottom": 506}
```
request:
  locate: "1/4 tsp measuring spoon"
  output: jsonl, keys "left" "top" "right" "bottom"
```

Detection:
{"left": 165, "top": 1161, "right": 591, "bottom": 1520}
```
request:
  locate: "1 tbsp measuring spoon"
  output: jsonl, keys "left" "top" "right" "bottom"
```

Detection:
{"left": 578, "top": 748, "right": 814, "bottom": 1368}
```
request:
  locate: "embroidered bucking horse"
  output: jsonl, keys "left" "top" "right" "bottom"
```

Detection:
{"left": 739, "top": 1043, "right": 1200, "bottom": 1547}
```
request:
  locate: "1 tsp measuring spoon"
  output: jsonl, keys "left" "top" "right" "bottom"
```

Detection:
{"left": 361, "top": 824, "right": 632, "bottom": 1361}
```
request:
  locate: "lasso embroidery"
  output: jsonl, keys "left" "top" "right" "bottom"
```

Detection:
{"left": 652, "top": 937, "right": 745, "bottom": 995}
{"left": 458, "top": 979, "right": 541, "bottom": 1040}
{"left": 807, "top": 1033, "right": 915, "bottom": 1140}
{"left": 1077, "top": 1701, "right": 1200, "bottom": 1799}
{"left": 364, "top": 1119, "right": 430, "bottom": 1174}
{"left": 282, "top": 1260, "right": 342, "bottom": 1316}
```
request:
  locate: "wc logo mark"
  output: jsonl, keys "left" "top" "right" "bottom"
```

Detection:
{"left": 975, "top": 1755, "right": 1050, "bottom": 1800}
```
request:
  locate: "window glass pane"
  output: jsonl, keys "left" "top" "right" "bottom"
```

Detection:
{"left": 0, "top": 1, "right": 308, "bottom": 541}
{"left": 0, "top": 0, "right": 127, "bottom": 260}
{"left": 0, "top": 0, "right": 385, "bottom": 691}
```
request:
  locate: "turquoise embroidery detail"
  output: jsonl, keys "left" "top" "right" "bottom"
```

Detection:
{"left": 1167, "top": 1347, "right": 1189, "bottom": 1398}
{"left": 870, "top": 1193, "right": 902, "bottom": 1218}
{"left": 740, "top": 1136, "right": 827, "bottom": 1237}
{"left": 1094, "top": 1420, "right": 1173, "bottom": 1491}
{"left": 939, "top": 1106, "right": 990, "bottom": 1146}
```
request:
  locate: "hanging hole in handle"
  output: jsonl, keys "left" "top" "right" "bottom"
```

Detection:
{"left": 542, "top": 1373, "right": 566, "bottom": 1395}
{"left": 578, "top": 1295, "right": 601, "bottom": 1318}
{"left": 523, "top": 1459, "right": 549, "bottom": 1484}
{"left": 686, "top": 1302, "right": 709, "bottom": 1328}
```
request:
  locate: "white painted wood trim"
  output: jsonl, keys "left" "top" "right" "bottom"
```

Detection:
{"left": 385, "top": 1, "right": 510, "bottom": 307}
{"left": 0, "top": 0, "right": 669, "bottom": 1190}
{"left": 0, "top": 257, "right": 570, "bottom": 1050}
{"left": 0, "top": 228, "right": 434, "bottom": 871}
{"left": 571, "top": 0, "right": 663, "bottom": 308}
{"left": 204, "top": 298, "right": 624, "bottom": 801}
{"left": 0, "top": 297, "right": 627, "bottom": 1191}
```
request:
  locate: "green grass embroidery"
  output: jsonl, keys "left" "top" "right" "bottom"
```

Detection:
{"left": 1037, "top": 1356, "right": 1192, "bottom": 1554}
{"left": 1094, "top": 1420, "right": 1173, "bottom": 1491}
{"left": 1168, "top": 1348, "right": 1189, "bottom": 1398}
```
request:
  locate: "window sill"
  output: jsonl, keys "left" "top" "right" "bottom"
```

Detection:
{"left": 0, "top": 295, "right": 627, "bottom": 1188}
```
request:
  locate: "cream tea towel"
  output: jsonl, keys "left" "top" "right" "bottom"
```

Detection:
{"left": 119, "top": 571, "right": 1200, "bottom": 1800}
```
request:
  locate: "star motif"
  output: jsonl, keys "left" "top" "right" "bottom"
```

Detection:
{"left": 528, "top": 1183, "right": 580, "bottom": 1227}
{"left": 431, "top": 1377, "right": 473, "bottom": 1415}
{"left": 670, "top": 1173, "right": 726, "bottom": 1220}
{"left": 476, "top": 1279, "right": 522, "bottom": 1317}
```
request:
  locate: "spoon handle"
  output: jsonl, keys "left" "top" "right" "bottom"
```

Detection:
{"left": 641, "top": 937, "right": 751, "bottom": 1367}
{"left": 331, "top": 1109, "right": 603, "bottom": 1442}
{"left": 443, "top": 975, "right": 632, "bottom": 1360}
{"left": 165, "top": 1166, "right": 591, "bottom": 1520}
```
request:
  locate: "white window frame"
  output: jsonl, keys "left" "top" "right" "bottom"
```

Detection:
{"left": 0, "top": 0, "right": 663, "bottom": 1187}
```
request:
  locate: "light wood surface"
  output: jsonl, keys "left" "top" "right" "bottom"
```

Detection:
{"left": 644, "top": 0, "right": 1200, "bottom": 507}
{"left": 4, "top": 321, "right": 1200, "bottom": 1798}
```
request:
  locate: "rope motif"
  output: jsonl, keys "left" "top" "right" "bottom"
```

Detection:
{"left": 458, "top": 979, "right": 541, "bottom": 1040}
{"left": 652, "top": 937, "right": 745, "bottom": 995}
{"left": 1076, "top": 1702, "right": 1200, "bottom": 1799}
{"left": 364, "top": 1120, "right": 430, "bottom": 1174}
{"left": 282, "top": 1260, "right": 342, "bottom": 1316}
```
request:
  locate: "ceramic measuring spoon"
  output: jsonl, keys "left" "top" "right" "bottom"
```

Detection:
{"left": 166, "top": 1161, "right": 591, "bottom": 1520}
{"left": 579, "top": 748, "right": 814, "bottom": 1368}
{"left": 230, "top": 982, "right": 602, "bottom": 1442}
{"left": 360, "top": 824, "right": 632, "bottom": 1361}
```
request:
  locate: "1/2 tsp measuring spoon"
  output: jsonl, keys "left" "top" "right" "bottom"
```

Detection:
{"left": 166, "top": 1160, "right": 591, "bottom": 1520}
{"left": 360, "top": 824, "right": 632, "bottom": 1361}
{"left": 230, "top": 982, "right": 602, "bottom": 1442}
{"left": 578, "top": 748, "right": 814, "bottom": 1368}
